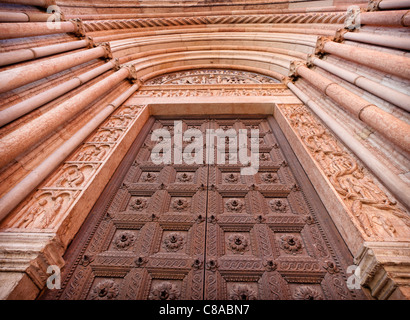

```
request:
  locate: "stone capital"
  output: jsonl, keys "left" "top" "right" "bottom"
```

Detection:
{"left": 112, "top": 58, "right": 121, "bottom": 71}
{"left": 354, "top": 241, "right": 410, "bottom": 300}
{"left": 281, "top": 76, "right": 293, "bottom": 86}
{"left": 344, "top": 5, "right": 362, "bottom": 30}
{"left": 98, "top": 42, "right": 113, "bottom": 60}
{"left": 288, "top": 60, "right": 307, "bottom": 79}
{"left": 85, "top": 36, "right": 95, "bottom": 48}
{"left": 69, "top": 18, "right": 86, "bottom": 38}
{"left": 122, "top": 64, "right": 139, "bottom": 83}
{"left": 367, "top": 0, "right": 382, "bottom": 11}
{"left": 334, "top": 28, "right": 349, "bottom": 43}
{"left": 314, "top": 36, "right": 333, "bottom": 56}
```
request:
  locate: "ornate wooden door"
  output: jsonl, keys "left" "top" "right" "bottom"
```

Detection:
{"left": 41, "top": 116, "right": 365, "bottom": 300}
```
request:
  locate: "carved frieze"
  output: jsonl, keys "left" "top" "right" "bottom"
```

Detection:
{"left": 145, "top": 69, "right": 279, "bottom": 85}
{"left": 278, "top": 104, "right": 410, "bottom": 241}
{"left": 84, "top": 12, "right": 346, "bottom": 33}
{"left": 1, "top": 105, "right": 145, "bottom": 231}
{"left": 136, "top": 87, "right": 288, "bottom": 97}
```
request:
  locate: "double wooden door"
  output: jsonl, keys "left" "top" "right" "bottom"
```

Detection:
{"left": 42, "top": 116, "right": 364, "bottom": 300}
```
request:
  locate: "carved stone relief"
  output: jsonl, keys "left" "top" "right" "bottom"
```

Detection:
{"left": 278, "top": 104, "right": 410, "bottom": 241}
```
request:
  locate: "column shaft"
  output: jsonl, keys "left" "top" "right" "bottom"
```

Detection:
{"left": 323, "top": 41, "right": 410, "bottom": 80}
{"left": 361, "top": 10, "right": 410, "bottom": 27}
{"left": 0, "top": 21, "right": 77, "bottom": 40}
{"left": 311, "top": 57, "right": 410, "bottom": 112}
{"left": 296, "top": 65, "right": 410, "bottom": 151}
{"left": 379, "top": 0, "right": 410, "bottom": 10}
{"left": 0, "top": 0, "right": 54, "bottom": 6}
{"left": 343, "top": 32, "right": 410, "bottom": 51}
{"left": 0, "top": 60, "right": 117, "bottom": 127}
{"left": 0, "top": 46, "right": 107, "bottom": 94}
{"left": 0, "top": 68, "right": 130, "bottom": 169}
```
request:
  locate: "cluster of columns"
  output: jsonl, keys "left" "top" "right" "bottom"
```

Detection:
{"left": 0, "top": 0, "right": 409, "bottom": 300}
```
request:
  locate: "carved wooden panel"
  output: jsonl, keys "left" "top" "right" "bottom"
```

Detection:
{"left": 41, "top": 116, "right": 366, "bottom": 300}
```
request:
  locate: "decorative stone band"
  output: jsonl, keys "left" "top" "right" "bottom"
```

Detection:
{"left": 83, "top": 12, "right": 346, "bottom": 32}
{"left": 135, "top": 87, "right": 289, "bottom": 98}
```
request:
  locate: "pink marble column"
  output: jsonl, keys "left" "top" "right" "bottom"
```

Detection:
{"left": 343, "top": 32, "right": 410, "bottom": 51}
{"left": 0, "top": 59, "right": 118, "bottom": 127}
{"left": 0, "top": 11, "right": 56, "bottom": 22}
{"left": 0, "top": 0, "right": 55, "bottom": 7}
{"left": 296, "top": 65, "right": 410, "bottom": 151}
{"left": 361, "top": 10, "right": 410, "bottom": 27}
{"left": 310, "top": 56, "right": 410, "bottom": 112}
{"left": 378, "top": 0, "right": 410, "bottom": 10}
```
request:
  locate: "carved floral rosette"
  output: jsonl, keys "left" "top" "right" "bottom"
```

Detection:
{"left": 280, "top": 235, "right": 303, "bottom": 254}
{"left": 149, "top": 282, "right": 180, "bottom": 300}
{"left": 130, "top": 198, "right": 148, "bottom": 211}
{"left": 172, "top": 198, "right": 190, "bottom": 211}
{"left": 225, "top": 199, "right": 244, "bottom": 213}
{"left": 162, "top": 232, "right": 185, "bottom": 252}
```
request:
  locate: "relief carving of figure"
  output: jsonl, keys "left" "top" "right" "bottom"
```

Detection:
{"left": 55, "top": 166, "right": 85, "bottom": 188}
{"left": 76, "top": 145, "right": 107, "bottom": 162}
